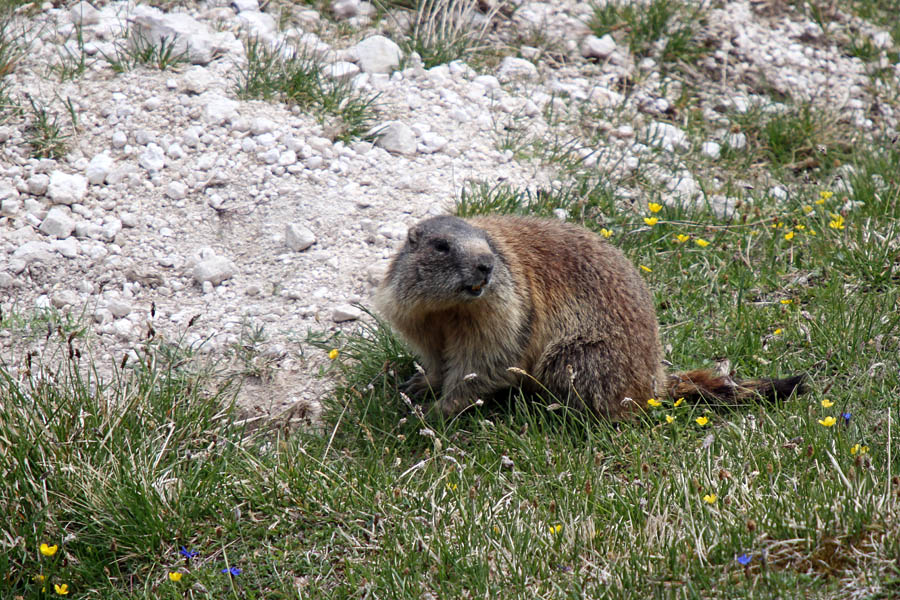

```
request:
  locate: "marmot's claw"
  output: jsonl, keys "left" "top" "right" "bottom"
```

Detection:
{"left": 400, "top": 373, "right": 431, "bottom": 400}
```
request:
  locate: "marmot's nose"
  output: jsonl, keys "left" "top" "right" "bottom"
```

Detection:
{"left": 475, "top": 256, "right": 494, "bottom": 276}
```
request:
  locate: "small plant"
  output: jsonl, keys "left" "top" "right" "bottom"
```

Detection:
{"left": 53, "top": 23, "right": 89, "bottom": 81}
{"left": 0, "top": 11, "right": 22, "bottom": 115}
{"left": 101, "top": 30, "right": 187, "bottom": 72}
{"left": 24, "top": 95, "right": 70, "bottom": 159}
{"left": 235, "top": 37, "right": 379, "bottom": 141}
{"left": 402, "top": 0, "right": 504, "bottom": 68}
{"left": 589, "top": 0, "right": 705, "bottom": 68}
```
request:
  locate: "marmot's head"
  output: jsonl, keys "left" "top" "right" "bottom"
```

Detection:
{"left": 389, "top": 216, "right": 498, "bottom": 306}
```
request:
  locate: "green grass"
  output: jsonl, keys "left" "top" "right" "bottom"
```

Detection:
{"left": 235, "top": 37, "right": 379, "bottom": 142}
{"left": 589, "top": 0, "right": 707, "bottom": 69}
{"left": 24, "top": 94, "right": 72, "bottom": 158}
{"left": 3, "top": 133, "right": 898, "bottom": 598}
{"left": 100, "top": 31, "right": 188, "bottom": 73}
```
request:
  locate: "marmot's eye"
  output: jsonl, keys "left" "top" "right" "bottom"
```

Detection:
{"left": 432, "top": 240, "right": 450, "bottom": 252}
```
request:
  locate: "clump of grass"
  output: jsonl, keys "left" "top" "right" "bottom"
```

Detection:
{"left": 589, "top": 0, "right": 706, "bottom": 68}
{"left": 400, "top": 0, "right": 506, "bottom": 68}
{"left": 235, "top": 37, "right": 379, "bottom": 141}
{"left": 0, "top": 9, "right": 23, "bottom": 116}
{"left": 53, "top": 23, "right": 89, "bottom": 81}
{"left": 24, "top": 94, "right": 71, "bottom": 158}
{"left": 101, "top": 30, "right": 188, "bottom": 72}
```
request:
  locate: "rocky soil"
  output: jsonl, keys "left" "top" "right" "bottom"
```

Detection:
{"left": 1, "top": 0, "right": 898, "bottom": 418}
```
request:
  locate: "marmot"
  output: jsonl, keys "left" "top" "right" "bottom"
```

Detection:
{"left": 374, "top": 215, "right": 806, "bottom": 419}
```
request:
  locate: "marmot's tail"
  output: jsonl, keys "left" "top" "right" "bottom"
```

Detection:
{"left": 666, "top": 370, "right": 807, "bottom": 405}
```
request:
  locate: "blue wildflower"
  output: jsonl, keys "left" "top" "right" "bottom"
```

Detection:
{"left": 180, "top": 547, "right": 198, "bottom": 559}
{"left": 841, "top": 412, "right": 851, "bottom": 425}
{"left": 221, "top": 567, "right": 241, "bottom": 576}
{"left": 736, "top": 553, "right": 752, "bottom": 566}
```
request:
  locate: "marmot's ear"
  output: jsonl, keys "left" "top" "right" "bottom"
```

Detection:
{"left": 407, "top": 225, "right": 420, "bottom": 247}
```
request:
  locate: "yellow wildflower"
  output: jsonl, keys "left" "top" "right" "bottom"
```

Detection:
{"left": 169, "top": 572, "right": 183, "bottom": 582}
{"left": 600, "top": 228, "right": 613, "bottom": 238}
{"left": 784, "top": 231, "right": 794, "bottom": 241}
{"left": 675, "top": 233, "right": 689, "bottom": 243}
{"left": 446, "top": 482, "right": 457, "bottom": 491}
{"left": 54, "top": 583, "right": 69, "bottom": 595}
{"left": 780, "top": 299, "right": 792, "bottom": 305}
{"left": 648, "top": 202, "right": 663, "bottom": 213}
{"left": 808, "top": 229, "right": 816, "bottom": 235}
{"left": 802, "top": 205, "right": 814, "bottom": 213}
{"left": 851, "top": 444, "right": 869, "bottom": 455}
{"left": 818, "top": 416, "right": 837, "bottom": 427}
{"left": 493, "top": 525, "right": 500, "bottom": 534}
{"left": 828, "top": 214, "right": 845, "bottom": 230}
{"left": 644, "top": 217, "right": 659, "bottom": 226}
{"left": 818, "top": 190, "right": 833, "bottom": 203}
{"left": 549, "top": 524, "right": 562, "bottom": 535}
{"left": 328, "top": 349, "right": 339, "bottom": 360}
{"left": 774, "top": 328, "right": 783, "bottom": 335}
{"left": 647, "top": 398, "right": 662, "bottom": 408}
{"left": 796, "top": 224, "right": 805, "bottom": 230}
{"left": 40, "top": 544, "right": 58, "bottom": 557}
{"left": 34, "top": 575, "right": 46, "bottom": 583}
{"left": 674, "top": 397, "right": 685, "bottom": 407}
{"left": 665, "top": 415, "right": 676, "bottom": 424}
{"left": 821, "top": 399, "right": 834, "bottom": 408}
{"left": 695, "top": 238, "right": 710, "bottom": 247}
{"left": 702, "top": 493, "right": 717, "bottom": 504}
{"left": 695, "top": 416, "right": 709, "bottom": 426}
{"left": 640, "top": 265, "right": 652, "bottom": 273}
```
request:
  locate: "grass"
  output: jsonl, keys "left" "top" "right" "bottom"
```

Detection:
{"left": 589, "top": 0, "right": 707, "bottom": 69}
{"left": 24, "top": 94, "right": 72, "bottom": 158}
{"left": 3, "top": 132, "right": 898, "bottom": 598}
{"left": 234, "top": 37, "right": 379, "bottom": 142}
{"left": 101, "top": 31, "right": 188, "bottom": 73}
{"left": 399, "top": 0, "right": 505, "bottom": 69}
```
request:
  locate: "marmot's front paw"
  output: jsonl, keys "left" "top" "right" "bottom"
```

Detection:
{"left": 400, "top": 372, "right": 433, "bottom": 400}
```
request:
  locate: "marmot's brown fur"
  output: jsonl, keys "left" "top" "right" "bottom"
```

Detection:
{"left": 374, "top": 215, "right": 806, "bottom": 419}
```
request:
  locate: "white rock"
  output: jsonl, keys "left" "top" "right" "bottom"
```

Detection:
{"left": 101, "top": 218, "right": 122, "bottom": 241}
{"left": 111, "top": 130, "right": 127, "bottom": 148}
{"left": 581, "top": 34, "right": 616, "bottom": 60}
{"left": 645, "top": 121, "right": 689, "bottom": 152}
{"left": 167, "top": 143, "right": 186, "bottom": 159}
{"left": 131, "top": 5, "right": 229, "bottom": 65}
{"left": 237, "top": 11, "right": 277, "bottom": 38}
{"left": 107, "top": 299, "right": 132, "bottom": 318}
{"left": 373, "top": 121, "right": 416, "bottom": 155}
{"left": 701, "top": 141, "right": 721, "bottom": 160}
{"left": 0, "top": 272, "right": 15, "bottom": 288}
{"left": 278, "top": 150, "right": 298, "bottom": 166}
{"left": 182, "top": 65, "right": 214, "bottom": 94}
{"left": 27, "top": 174, "right": 50, "bottom": 195}
{"left": 39, "top": 207, "right": 76, "bottom": 238}
{"left": 51, "top": 290, "right": 80, "bottom": 309}
{"left": 47, "top": 171, "right": 87, "bottom": 205}
{"left": 201, "top": 93, "right": 239, "bottom": 125}
{"left": 85, "top": 152, "right": 114, "bottom": 185}
{"left": 497, "top": 56, "right": 538, "bottom": 82}
{"left": 13, "top": 241, "right": 54, "bottom": 264}
{"left": 69, "top": 1, "right": 100, "bottom": 25}
{"left": 250, "top": 117, "right": 275, "bottom": 135}
{"left": 166, "top": 181, "right": 187, "bottom": 200}
{"left": 0, "top": 198, "right": 21, "bottom": 216}
{"left": 93, "top": 307, "right": 113, "bottom": 325}
{"left": 473, "top": 74, "right": 500, "bottom": 89}
{"left": 51, "top": 237, "right": 81, "bottom": 258}
{"left": 768, "top": 186, "right": 788, "bottom": 201}
{"left": 377, "top": 222, "right": 407, "bottom": 240}
{"left": 139, "top": 143, "right": 166, "bottom": 172}
{"left": 113, "top": 319, "right": 134, "bottom": 341}
{"left": 328, "top": 61, "right": 360, "bottom": 82}
{"left": 232, "top": 0, "right": 259, "bottom": 11}
{"left": 332, "top": 303, "right": 362, "bottom": 322}
{"left": 355, "top": 35, "right": 402, "bottom": 74}
{"left": 418, "top": 131, "right": 448, "bottom": 154}
{"left": 285, "top": 223, "right": 316, "bottom": 251}
{"left": 193, "top": 255, "right": 236, "bottom": 285}
{"left": 331, "top": 0, "right": 359, "bottom": 19}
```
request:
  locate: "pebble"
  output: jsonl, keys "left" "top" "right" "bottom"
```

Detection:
{"left": 285, "top": 223, "right": 317, "bottom": 251}
{"left": 139, "top": 143, "right": 166, "bottom": 171}
{"left": 354, "top": 35, "right": 402, "bottom": 74}
{"left": 39, "top": 207, "right": 77, "bottom": 238}
{"left": 27, "top": 174, "right": 50, "bottom": 195}
{"left": 497, "top": 57, "right": 538, "bottom": 82}
{"left": 47, "top": 171, "right": 88, "bottom": 205}
{"left": 193, "top": 255, "right": 236, "bottom": 285}
{"left": 332, "top": 303, "right": 362, "bottom": 322}
{"left": 85, "top": 152, "right": 113, "bottom": 185}
{"left": 581, "top": 34, "right": 616, "bottom": 60}
{"left": 374, "top": 121, "right": 417, "bottom": 155}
